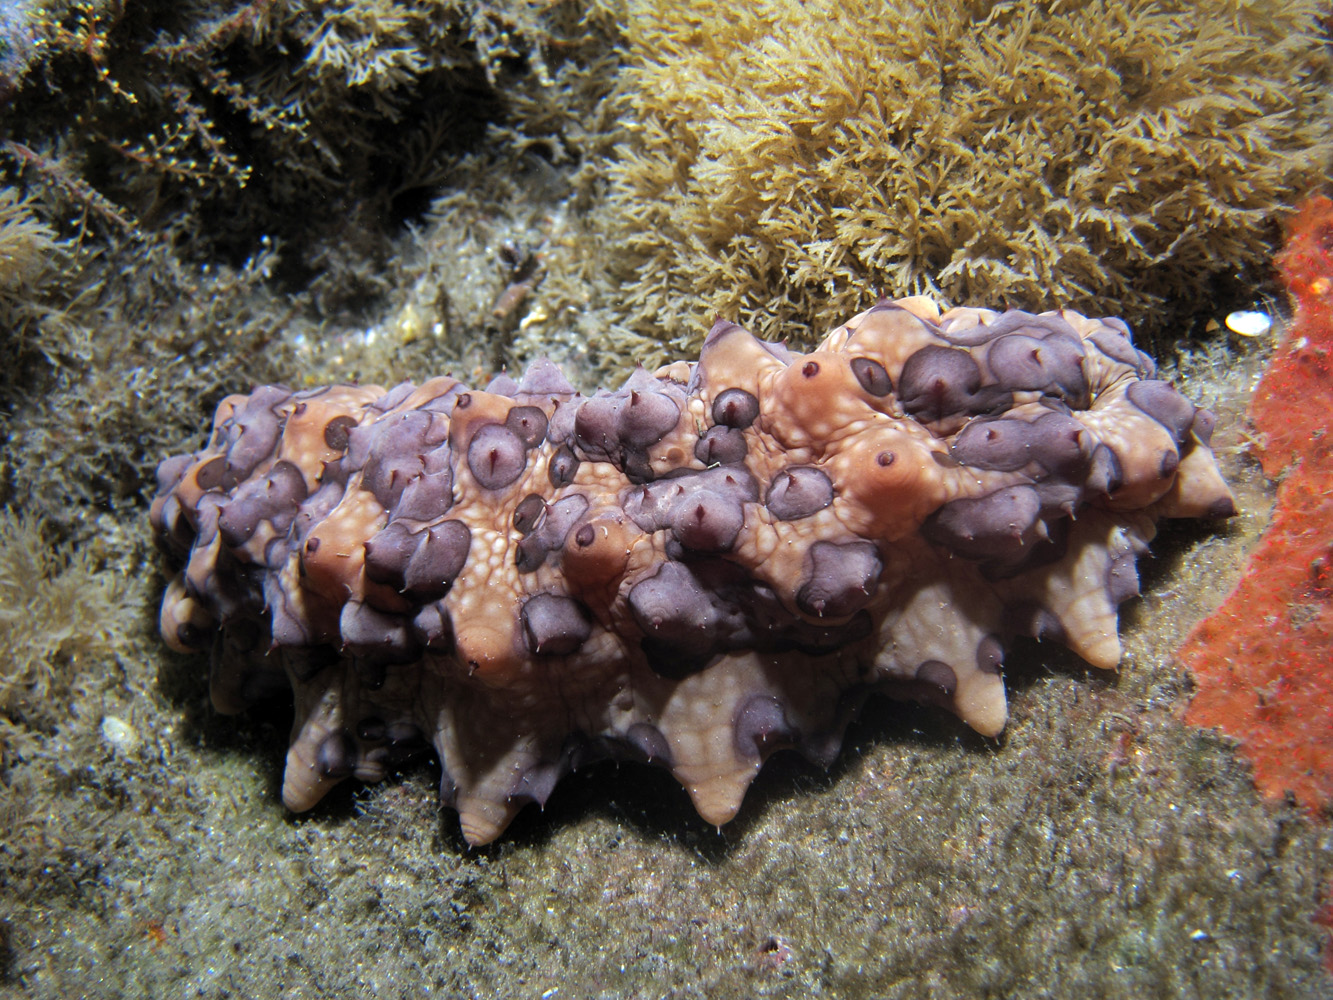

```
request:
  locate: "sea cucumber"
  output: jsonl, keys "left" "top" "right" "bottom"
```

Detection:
{"left": 150, "top": 296, "right": 1235, "bottom": 845}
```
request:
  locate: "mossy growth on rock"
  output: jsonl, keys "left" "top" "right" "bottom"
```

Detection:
{"left": 0, "top": 1, "right": 627, "bottom": 529}
{"left": 605, "top": 0, "right": 1332, "bottom": 357}
{"left": 0, "top": 0, "right": 623, "bottom": 308}
{"left": 0, "top": 509, "right": 127, "bottom": 730}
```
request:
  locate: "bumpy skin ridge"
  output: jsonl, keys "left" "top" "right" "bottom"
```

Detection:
{"left": 150, "top": 297, "right": 1235, "bottom": 845}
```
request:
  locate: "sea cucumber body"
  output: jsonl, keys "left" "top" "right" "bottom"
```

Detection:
{"left": 151, "top": 297, "right": 1234, "bottom": 844}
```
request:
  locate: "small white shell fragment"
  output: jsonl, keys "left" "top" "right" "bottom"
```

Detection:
{"left": 101, "top": 715, "right": 139, "bottom": 752}
{"left": 1225, "top": 310, "right": 1272, "bottom": 338}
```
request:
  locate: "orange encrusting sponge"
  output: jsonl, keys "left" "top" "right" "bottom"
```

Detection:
{"left": 1178, "top": 196, "right": 1333, "bottom": 814}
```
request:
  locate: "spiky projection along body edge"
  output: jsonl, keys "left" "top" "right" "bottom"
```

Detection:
{"left": 150, "top": 296, "right": 1234, "bottom": 845}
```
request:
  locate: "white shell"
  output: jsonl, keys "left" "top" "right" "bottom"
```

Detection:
{"left": 1225, "top": 310, "right": 1272, "bottom": 337}
{"left": 101, "top": 715, "right": 139, "bottom": 752}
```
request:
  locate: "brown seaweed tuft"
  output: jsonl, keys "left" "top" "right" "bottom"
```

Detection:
{"left": 0, "top": 509, "right": 127, "bottom": 729}
{"left": 604, "top": 0, "right": 1332, "bottom": 356}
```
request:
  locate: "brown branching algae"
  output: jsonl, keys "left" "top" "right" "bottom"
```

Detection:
{"left": 0, "top": 509, "right": 127, "bottom": 729}
{"left": 604, "top": 0, "right": 1332, "bottom": 355}
{"left": 151, "top": 297, "right": 1234, "bottom": 844}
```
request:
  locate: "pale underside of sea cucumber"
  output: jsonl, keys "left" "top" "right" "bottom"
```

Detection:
{"left": 151, "top": 296, "right": 1234, "bottom": 845}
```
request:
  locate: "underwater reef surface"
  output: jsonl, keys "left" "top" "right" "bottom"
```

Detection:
{"left": 5, "top": 359, "right": 1332, "bottom": 999}
{"left": 0, "top": 1, "right": 1330, "bottom": 997}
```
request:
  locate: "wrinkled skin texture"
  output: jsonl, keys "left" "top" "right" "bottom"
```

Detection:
{"left": 151, "top": 297, "right": 1235, "bottom": 845}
